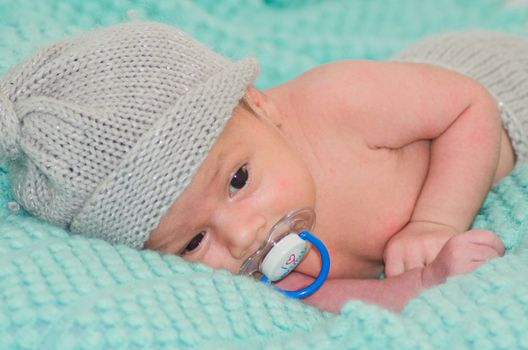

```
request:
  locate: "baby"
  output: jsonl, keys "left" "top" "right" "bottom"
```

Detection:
{"left": 0, "top": 22, "right": 513, "bottom": 313}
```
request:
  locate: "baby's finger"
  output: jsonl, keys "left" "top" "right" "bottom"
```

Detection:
{"left": 468, "top": 244, "right": 503, "bottom": 262}
{"left": 465, "top": 251, "right": 501, "bottom": 273}
{"left": 466, "top": 229, "right": 505, "bottom": 255}
{"left": 404, "top": 254, "right": 426, "bottom": 272}
{"left": 384, "top": 255, "right": 405, "bottom": 277}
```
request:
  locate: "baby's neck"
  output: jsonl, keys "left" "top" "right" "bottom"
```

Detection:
{"left": 263, "top": 84, "right": 326, "bottom": 169}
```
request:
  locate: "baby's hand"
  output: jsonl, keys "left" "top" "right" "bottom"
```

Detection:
{"left": 421, "top": 229, "right": 504, "bottom": 287}
{"left": 384, "top": 221, "right": 458, "bottom": 277}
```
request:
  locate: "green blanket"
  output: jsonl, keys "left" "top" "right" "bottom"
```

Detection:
{"left": 1, "top": 1, "right": 528, "bottom": 348}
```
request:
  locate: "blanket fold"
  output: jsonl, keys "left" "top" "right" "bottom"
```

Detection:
{"left": 1, "top": 162, "right": 527, "bottom": 349}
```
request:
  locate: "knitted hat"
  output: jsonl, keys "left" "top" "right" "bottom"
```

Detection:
{"left": 0, "top": 21, "right": 259, "bottom": 248}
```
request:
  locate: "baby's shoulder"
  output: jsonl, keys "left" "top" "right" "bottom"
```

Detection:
{"left": 278, "top": 61, "right": 385, "bottom": 138}
{"left": 293, "top": 59, "right": 458, "bottom": 89}
{"left": 285, "top": 60, "right": 405, "bottom": 117}
{"left": 286, "top": 59, "right": 469, "bottom": 110}
{"left": 286, "top": 60, "right": 416, "bottom": 105}
{"left": 289, "top": 59, "right": 377, "bottom": 90}
{"left": 283, "top": 60, "right": 373, "bottom": 111}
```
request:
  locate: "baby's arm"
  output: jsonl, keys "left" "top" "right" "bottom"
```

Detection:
{"left": 378, "top": 64, "right": 502, "bottom": 276}
{"left": 294, "top": 60, "right": 503, "bottom": 276}
{"left": 277, "top": 230, "right": 503, "bottom": 313}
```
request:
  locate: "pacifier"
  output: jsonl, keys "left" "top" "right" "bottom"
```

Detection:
{"left": 238, "top": 208, "right": 330, "bottom": 299}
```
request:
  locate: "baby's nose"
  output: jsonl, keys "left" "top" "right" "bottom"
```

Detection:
{"left": 222, "top": 212, "right": 266, "bottom": 260}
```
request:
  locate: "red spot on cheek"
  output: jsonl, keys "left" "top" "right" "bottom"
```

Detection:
{"left": 277, "top": 177, "right": 293, "bottom": 191}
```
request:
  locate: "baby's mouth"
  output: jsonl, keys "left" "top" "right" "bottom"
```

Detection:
{"left": 238, "top": 207, "right": 315, "bottom": 279}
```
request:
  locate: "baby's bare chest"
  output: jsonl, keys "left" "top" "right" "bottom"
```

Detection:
{"left": 308, "top": 128, "right": 432, "bottom": 277}
{"left": 276, "top": 84, "right": 433, "bottom": 277}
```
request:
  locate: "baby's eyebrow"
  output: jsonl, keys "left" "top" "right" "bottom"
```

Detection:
{"left": 204, "top": 150, "right": 226, "bottom": 186}
{"left": 208, "top": 160, "right": 222, "bottom": 184}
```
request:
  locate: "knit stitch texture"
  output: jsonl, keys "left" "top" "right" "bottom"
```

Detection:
{"left": 2, "top": 1, "right": 528, "bottom": 349}
{"left": 0, "top": 21, "right": 258, "bottom": 249}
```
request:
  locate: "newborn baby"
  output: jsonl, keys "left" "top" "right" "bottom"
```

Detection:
{"left": 0, "top": 22, "right": 513, "bottom": 313}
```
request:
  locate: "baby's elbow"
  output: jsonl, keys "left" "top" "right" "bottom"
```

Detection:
{"left": 467, "top": 85, "right": 503, "bottom": 148}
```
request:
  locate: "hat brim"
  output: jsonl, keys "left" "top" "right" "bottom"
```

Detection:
{"left": 70, "top": 58, "right": 259, "bottom": 248}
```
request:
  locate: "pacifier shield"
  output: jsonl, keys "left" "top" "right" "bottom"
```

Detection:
{"left": 238, "top": 207, "right": 315, "bottom": 277}
{"left": 260, "top": 233, "right": 308, "bottom": 281}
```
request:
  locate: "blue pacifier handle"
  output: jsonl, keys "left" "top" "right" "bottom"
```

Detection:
{"left": 260, "top": 231, "right": 330, "bottom": 299}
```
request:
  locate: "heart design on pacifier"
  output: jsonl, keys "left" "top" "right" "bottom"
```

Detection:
{"left": 285, "top": 253, "right": 296, "bottom": 265}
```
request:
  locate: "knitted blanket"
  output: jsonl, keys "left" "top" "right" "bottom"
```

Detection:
{"left": 2, "top": 1, "right": 528, "bottom": 349}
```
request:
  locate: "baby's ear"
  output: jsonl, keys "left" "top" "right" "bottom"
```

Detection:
{"left": 244, "top": 85, "right": 266, "bottom": 110}
{"left": 243, "top": 86, "right": 280, "bottom": 124}
{"left": 242, "top": 86, "right": 285, "bottom": 130}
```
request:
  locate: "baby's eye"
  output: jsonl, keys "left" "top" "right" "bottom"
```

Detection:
{"left": 229, "top": 164, "right": 249, "bottom": 196}
{"left": 183, "top": 231, "right": 205, "bottom": 254}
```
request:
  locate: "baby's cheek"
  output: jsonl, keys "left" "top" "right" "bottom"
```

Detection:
{"left": 276, "top": 177, "right": 293, "bottom": 191}
{"left": 274, "top": 175, "right": 313, "bottom": 207}
{"left": 274, "top": 176, "right": 305, "bottom": 199}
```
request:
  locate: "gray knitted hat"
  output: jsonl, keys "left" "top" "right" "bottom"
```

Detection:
{"left": 0, "top": 21, "right": 259, "bottom": 248}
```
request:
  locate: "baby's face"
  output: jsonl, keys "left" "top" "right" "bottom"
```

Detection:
{"left": 145, "top": 98, "right": 316, "bottom": 274}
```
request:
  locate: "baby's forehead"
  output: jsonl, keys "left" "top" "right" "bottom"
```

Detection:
{"left": 214, "top": 100, "right": 257, "bottom": 142}
{"left": 154, "top": 99, "right": 265, "bottom": 242}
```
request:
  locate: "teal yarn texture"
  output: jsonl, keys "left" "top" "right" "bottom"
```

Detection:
{"left": 1, "top": 161, "right": 527, "bottom": 349}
